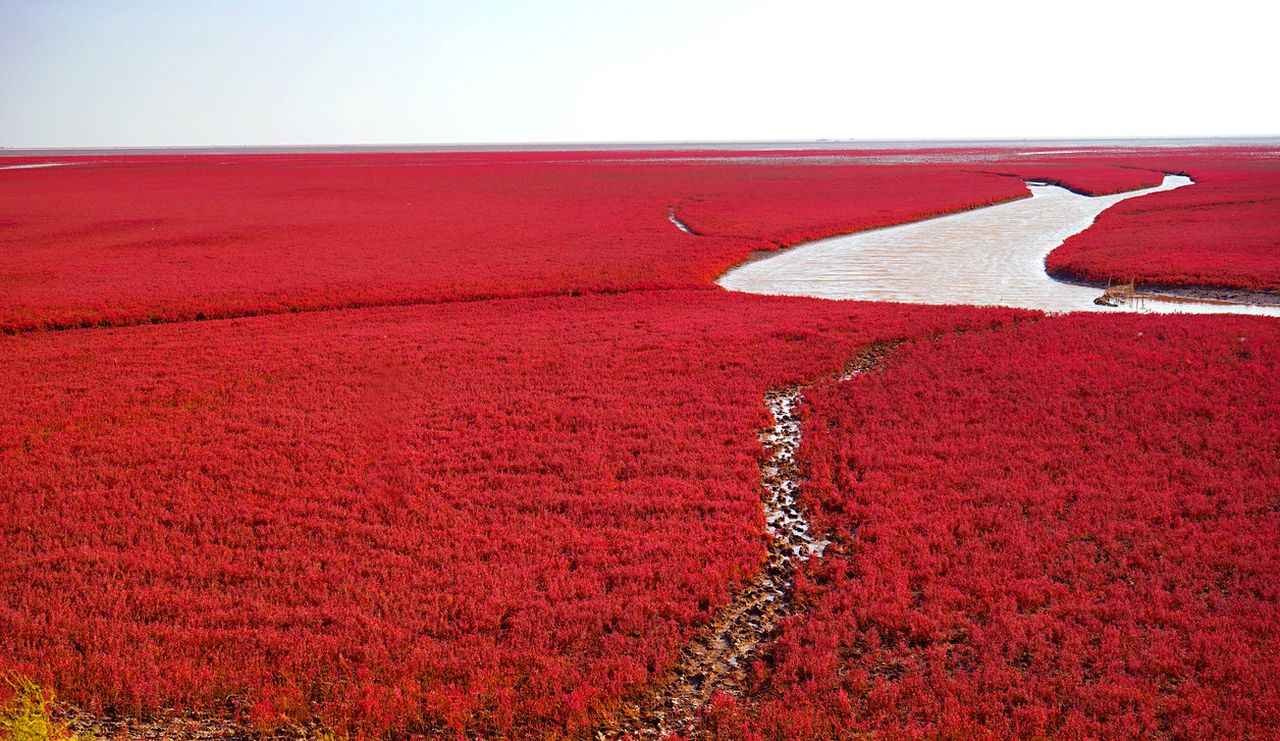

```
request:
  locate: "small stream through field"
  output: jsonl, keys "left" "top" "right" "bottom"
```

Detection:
{"left": 600, "top": 349, "right": 887, "bottom": 740}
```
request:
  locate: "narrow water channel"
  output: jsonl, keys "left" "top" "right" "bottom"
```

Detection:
{"left": 0, "top": 162, "right": 71, "bottom": 170}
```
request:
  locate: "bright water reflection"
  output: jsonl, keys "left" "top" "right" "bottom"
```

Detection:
{"left": 718, "top": 175, "right": 1280, "bottom": 317}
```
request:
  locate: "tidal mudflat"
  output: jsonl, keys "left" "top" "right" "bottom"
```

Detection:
{"left": 718, "top": 175, "right": 1280, "bottom": 317}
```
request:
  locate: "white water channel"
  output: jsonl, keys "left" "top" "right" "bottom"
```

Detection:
{"left": 717, "top": 175, "right": 1280, "bottom": 317}
{"left": 0, "top": 162, "right": 72, "bottom": 170}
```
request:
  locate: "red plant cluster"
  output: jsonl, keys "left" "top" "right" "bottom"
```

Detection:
{"left": 969, "top": 163, "right": 1166, "bottom": 196}
{"left": 1046, "top": 156, "right": 1280, "bottom": 292}
{"left": 0, "top": 289, "right": 1016, "bottom": 737}
{"left": 671, "top": 167, "right": 1026, "bottom": 246}
{"left": 702, "top": 314, "right": 1280, "bottom": 739}
{"left": 0, "top": 154, "right": 1028, "bottom": 333}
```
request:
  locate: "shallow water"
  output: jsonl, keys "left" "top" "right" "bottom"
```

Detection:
{"left": 0, "top": 162, "right": 71, "bottom": 170}
{"left": 717, "top": 175, "right": 1280, "bottom": 317}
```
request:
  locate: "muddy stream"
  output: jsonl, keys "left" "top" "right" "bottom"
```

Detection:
{"left": 716, "top": 175, "right": 1280, "bottom": 317}
{"left": 600, "top": 349, "right": 890, "bottom": 739}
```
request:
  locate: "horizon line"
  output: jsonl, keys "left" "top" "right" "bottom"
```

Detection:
{"left": 4, "top": 135, "right": 1280, "bottom": 157}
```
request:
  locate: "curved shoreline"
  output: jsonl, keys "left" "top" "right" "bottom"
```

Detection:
{"left": 1046, "top": 269, "right": 1280, "bottom": 308}
{"left": 712, "top": 175, "right": 1280, "bottom": 317}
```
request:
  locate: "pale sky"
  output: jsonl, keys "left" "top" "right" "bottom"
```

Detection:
{"left": 1, "top": 0, "right": 1277, "bottom": 148}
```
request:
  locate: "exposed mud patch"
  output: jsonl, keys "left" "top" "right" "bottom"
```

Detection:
{"left": 60, "top": 705, "right": 323, "bottom": 740}
{"left": 716, "top": 174, "right": 1280, "bottom": 317}
{"left": 66, "top": 713, "right": 250, "bottom": 740}
{"left": 1049, "top": 272, "right": 1280, "bottom": 308}
{"left": 597, "top": 346, "right": 892, "bottom": 740}
{"left": 668, "top": 208, "right": 697, "bottom": 235}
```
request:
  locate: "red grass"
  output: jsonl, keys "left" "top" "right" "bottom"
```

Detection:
{"left": 0, "top": 154, "right": 1027, "bottom": 333}
{"left": 0, "top": 289, "right": 1016, "bottom": 737}
{"left": 4, "top": 149, "right": 1279, "bottom": 738}
{"left": 969, "top": 163, "right": 1166, "bottom": 196}
{"left": 672, "top": 167, "right": 1026, "bottom": 246}
{"left": 1046, "top": 156, "right": 1280, "bottom": 292}
{"left": 703, "top": 314, "right": 1280, "bottom": 739}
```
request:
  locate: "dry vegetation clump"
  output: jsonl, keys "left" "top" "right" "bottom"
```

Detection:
{"left": 0, "top": 674, "right": 89, "bottom": 741}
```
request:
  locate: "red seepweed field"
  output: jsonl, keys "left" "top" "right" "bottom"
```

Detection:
{"left": 705, "top": 314, "right": 1280, "bottom": 738}
{"left": 2, "top": 148, "right": 1280, "bottom": 739}
{"left": 1, "top": 291, "right": 1017, "bottom": 737}
{"left": 1046, "top": 156, "right": 1280, "bottom": 294}
{"left": 0, "top": 153, "right": 1032, "bottom": 333}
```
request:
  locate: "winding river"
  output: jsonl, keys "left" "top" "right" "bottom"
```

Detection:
{"left": 716, "top": 175, "right": 1280, "bottom": 317}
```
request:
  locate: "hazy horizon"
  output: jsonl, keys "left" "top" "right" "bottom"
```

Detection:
{"left": 6, "top": 135, "right": 1280, "bottom": 157}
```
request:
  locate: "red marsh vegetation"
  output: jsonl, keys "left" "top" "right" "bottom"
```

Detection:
{"left": 703, "top": 314, "right": 1280, "bottom": 739}
{"left": 3, "top": 149, "right": 1278, "bottom": 739}
{"left": 0, "top": 289, "right": 1017, "bottom": 737}
{"left": 0, "top": 153, "right": 1029, "bottom": 333}
{"left": 968, "top": 163, "right": 1168, "bottom": 196}
{"left": 1045, "top": 155, "right": 1280, "bottom": 294}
